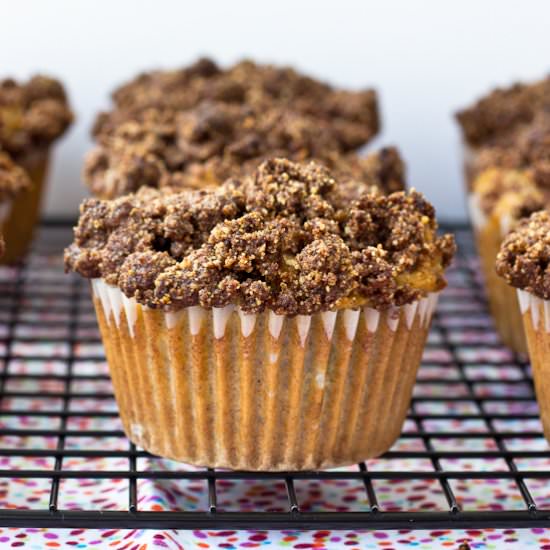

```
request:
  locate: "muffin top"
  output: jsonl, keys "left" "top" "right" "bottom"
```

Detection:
{"left": 471, "top": 168, "right": 545, "bottom": 224}
{"left": 86, "top": 58, "right": 381, "bottom": 199}
{"left": 470, "top": 112, "right": 550, "bottom": 187}
{"left": 497, "top": 210, "right": 550, "bottom": 299}
{"left": 66, "top": 158, "right": 455, "bottom": 315}
{"left": 0, "top": 151, "right": 32, "bottom": 202}
{"left": 0, "top": 75, "right": 73, "bottom": 156}
{"left": 85, "top": 102, "right": 405, "bottom": 199}
{"left": 93, "top": 58, "right": 379, "bottom": 148}
{"left": 456, "top": 75, "right": 550, "bottom": 147}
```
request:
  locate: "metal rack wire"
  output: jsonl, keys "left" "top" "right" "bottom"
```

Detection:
{"left": 0, "top": 224, "right": 550, "bottom": 529}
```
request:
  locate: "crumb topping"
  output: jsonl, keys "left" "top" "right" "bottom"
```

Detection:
{"left": 497, "top": 210, "right": 550, "bottom": 299}
{"left": 456, "top": 75, "right": 550, "bottom": 146}
{"left": 86, "top": 58, "right": 380, "bottom": 198}
{"left": 0, "top": 151, "right": 32, "bottom": 202}
{"left": 0, "top": 75, "right": 73, "bottom": 155}
{"left": 85, "top": 98, "right": 391, "bottom": 199}
{"left": 94, "top": 58, "right": 379, "bottom": 147}
{"left": 471, "top": 112, "right": 550, "bottom": 189}
{"left": 66, "top": 158, "right": 454, "bottom": 314}
{"left": 472, "top": 168, "right": 545, "bottom": 223}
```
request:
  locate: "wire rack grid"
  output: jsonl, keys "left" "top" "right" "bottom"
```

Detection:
{"left": 0, "top": 224, "right": 550, "bottom": 530}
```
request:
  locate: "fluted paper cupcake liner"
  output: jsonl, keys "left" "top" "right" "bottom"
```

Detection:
{"left": 0, "top": 149, "right": 49, "bottom": 264}
{"left": 467, "top": 193, "right": 527, "bottom": 354}
{"left": 516, "top": 290, "right": 550, "bottom": 443}
{"left": 91, "top": 280, "right": 438, "bottom": 471}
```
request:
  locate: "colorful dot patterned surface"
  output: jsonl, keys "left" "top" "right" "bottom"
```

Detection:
{"left": 1, "top": 231, "right": 550, "bottom": 546}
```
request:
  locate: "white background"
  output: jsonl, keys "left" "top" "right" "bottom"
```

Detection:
{"left": 2, "top": 0, "right": 549, "bottom": 221}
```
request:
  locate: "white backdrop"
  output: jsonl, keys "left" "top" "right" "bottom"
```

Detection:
{"left": 2, "top": 0, "right": 549, "bottom": 221}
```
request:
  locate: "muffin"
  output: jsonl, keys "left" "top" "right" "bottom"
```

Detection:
{"left": 468, "top": 167, "right": 546, "bottom": 353}
{"left": 0, "top": 75, "right": 73, "bottom": 263}
{"left": 85, "top": 58, "right": 384, "bottom": 199}
{"left": 65, "top": 158, "right": 455, "bottom": 471}
{"left": 457, "top": 78, "right": 550, "bottom": 353}
{"left": 496, "top": 211, "right": 550, "bottom": 442}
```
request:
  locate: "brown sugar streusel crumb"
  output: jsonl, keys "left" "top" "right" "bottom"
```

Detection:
{"left": 0, "top": 151, "right": 32, "bottom": 202}
{"left": 471, "top": 112, "right": 550, "bottom": 189}
{"left": 66, "top": 158, "right": 455, "bottom": 315}
{"left": 456, "top": 75, "right": 550, "bottom": 147}
{"left": 85, "top": 100, "right": 392, "bottom": 199}
{"left": 497, "top": 211, "right": 550, "bottom": 299}
{"left": 0, "top": 75, "right": 73, "bottom": 156}
{"left": 93, "top": 57, "right": 379, "bottom": 148}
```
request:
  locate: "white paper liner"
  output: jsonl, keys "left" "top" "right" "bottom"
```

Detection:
{"left": 517, "top": 289, "right": 550, "bottom": 332}
{"left": 91, "top": 279, "right": 439, "bottom": 343}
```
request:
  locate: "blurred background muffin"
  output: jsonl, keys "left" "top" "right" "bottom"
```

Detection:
{"left": 0, "top": 75, "right": 72, "bottom": 263}
{"left": 497, "top": 211, "right": 550, "bottom": 442}
{"left": 456, "top": 76, "right": 550, "bottom": 353}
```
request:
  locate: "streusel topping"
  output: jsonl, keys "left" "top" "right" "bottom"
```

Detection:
{"left": 0, "top": 75, "right": 73, "bottom": 156}
{"left": 497, "top": 210, "right": 550, "bottom": 299}
{"left": 93, "top": 58, "right": 379, "bottom": 148}
{"left": 85, "top": 100, "right": 390, "bottom": 199}
{"left": 66, "top": 158, "right": 454, "bottom": 314}
{"left": 457, "top": 75, "right": 550, "bottom": 147}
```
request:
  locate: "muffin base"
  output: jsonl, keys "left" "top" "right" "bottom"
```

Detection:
{"left": 0, "top": 149, "right": 49, "bottom": 264}
{"left": 91, "top": 281, "right": 437, "bottom": 471}
{"left": 469, "top": 194, "right": 527, "bottom": 354}
{"left": 518, "top": 290, "right": 550, "bottom": 444}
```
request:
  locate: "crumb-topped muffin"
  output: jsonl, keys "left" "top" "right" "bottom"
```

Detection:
{"left": 0, "top": 74, "right": 73, "bottom": 263}
{"left": 85, "top": 58, "right": 384, "bottom": 199}
{"left": 496, "top": 211, "right": 550, "bottom": 443}
{"left": 66, "top": 158, "right": 454, "bottom": 470}
{"left": 457, "top": 75, "right": 550, "bottom": 353}
{"left": 468, "top": 167, "right": 546, "bottom": 352}
{"left": 456, "top": 75, "right": 550, "bottom": 149}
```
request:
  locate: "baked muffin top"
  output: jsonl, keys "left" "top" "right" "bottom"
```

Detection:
{"left": 93, "top": 58, "right": 379, "bottom": 148}
{"left": 497, "top": 210, "right": 550, "bottom": 299}
{"left": 85, "top": 102, "right": 405, "bottom": 199}
{"left": 0, "top": 75, "right": 73, "bottom": 156}
{"left": 86, "top": 58, "right": 381, "bottom": 199}
{"left": 471, "top": 168, "right": 545, "bottom": 224}
{"left": 66, "top": 158, "right": 455, "bottom": 315}
{"left": 456, "top": 75, "right": 550, "bottom": 147}
{"left": 0, "top": 151, "right": 32, "bottom": 202}
{"left": 470, "top": 112, "right": 550, "bottom": 187}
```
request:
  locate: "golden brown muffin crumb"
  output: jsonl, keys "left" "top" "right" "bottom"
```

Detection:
{"left": 497, "top": 210, "right": 550, "bottom": 299}
{"left": 66, "top": 158, "right": 454, "bottom": 314}
{"left": 472, "top": 168, "right": 545, "bottom": 223}
{"left": 456, "top": 75, "right": 550, "bottom": 147}
{"left": 0, "top": 75, "right": 73, "bottom": 156}
{"left": 0, "top": 150, "right": 32, "bottom": 202}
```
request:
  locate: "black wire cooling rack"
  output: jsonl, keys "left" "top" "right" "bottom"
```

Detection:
{"left": 0, "top": 223, "right": 550, "bottom": 530}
